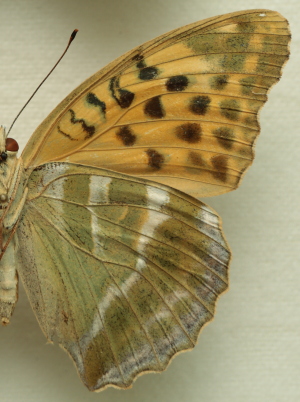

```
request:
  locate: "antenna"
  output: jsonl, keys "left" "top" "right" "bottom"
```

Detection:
{"left": 7, "top": 29, "right": 79, "bottom": 136}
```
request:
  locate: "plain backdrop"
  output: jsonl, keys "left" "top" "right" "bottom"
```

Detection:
{"left": 0, "top": 1, "right": 299, "bottom": 401}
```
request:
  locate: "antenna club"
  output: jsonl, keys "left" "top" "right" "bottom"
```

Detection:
{"left": 8, "top": 29, "right": 78, "bottom": 136}
{"left": 69, "top": 29, "right": 79, "bottom": 44}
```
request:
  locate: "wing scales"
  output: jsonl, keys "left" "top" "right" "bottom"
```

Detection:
{"left": 21, "top": 10, "right": 290, "bottom": 197}
{"left": 16, "top": 162, "right": 229, "bottom": 390}
{"left": 12, "top": 9, "right": 290, "bottom": 391}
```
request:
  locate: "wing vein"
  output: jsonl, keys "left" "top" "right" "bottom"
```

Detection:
{"left": 35, "top": 194, "right": 228, "bottom": 268}
{"left": 30, "top": 201, "right": 217, "bottom": 315}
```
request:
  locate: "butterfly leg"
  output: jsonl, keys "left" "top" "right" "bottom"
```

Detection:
{"left": 0, "top": 237, "right": 18, "bottom": 325}
{"left": 0, "top": 163, "right": 27, "bottom": 324}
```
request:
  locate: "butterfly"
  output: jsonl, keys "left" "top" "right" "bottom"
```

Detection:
{"left": 0, "top": 9, "right": 290, "bottom": 391}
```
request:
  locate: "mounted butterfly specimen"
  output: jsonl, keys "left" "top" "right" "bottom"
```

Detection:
{"left": 0, "top": 9, "right": 290, "bottom": 391}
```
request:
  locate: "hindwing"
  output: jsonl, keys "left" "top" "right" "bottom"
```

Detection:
{"left": 16, "top": 162, "right": 229, "bottom": 390}
{"left": 9, "top": 8, "right": 290, "bottom": 391}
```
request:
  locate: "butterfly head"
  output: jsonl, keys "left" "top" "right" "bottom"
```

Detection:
{"left": 0, "top": 126, "right": 19, "bottom": 206}
{"left": 0, "top": 127, "right": 19, "bottom": 164}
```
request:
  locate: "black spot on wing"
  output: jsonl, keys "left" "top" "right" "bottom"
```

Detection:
{"left": 132, "top": 53, "right": 146, "bottom": 68}
{"left": 132, "top": 53, "right": 144, "bottom": 61}
{"left": 109, "top": 76, "right": 135, "bottom": 109}
{"left": 219, "top": 99, "right": 241, "bottom": 121}
{"left": 146, "top": 149, "right": 164, "bottom": 169}
{"left": 189, "top": 151, "right": 205, "bottom": 166}
{"left": 210, "top": 75, "right": 229, "bottom": 90}
{"left": 69, "top": 109, "right": 95, "bottom": 138}
{"left": 189, "top": 96, "right": 211, "bottom": 115}
{"left": 144, "top": 96, "right": 165, "bottom": 119}
{"left": 137, "top": 59, "right": 146, "bottom": 69}
{"left": 86, "top": 92, "right": 106, "bottom": 116}
{"left": 213, "top": 127, "right": 235, "bottom": 149}
{"left": 116, "top": 126, "right": 136, "bottom": 146}
{"left": 176, "top": 123, "right": 201, "bottom": 143}
{"left": 118, "top": 89, "right": 135, "bottom": 108}
{"left": 139, "top": 66, "right": 159, "bottom": 81}
{"left": 134, "top": 54, "right": 159, "bottom": 79}
{"left": 211, "top": 155, "right": 228, "bottom": 182}
{"left": 166, "top": 75, "right": 189, "bottom": 92}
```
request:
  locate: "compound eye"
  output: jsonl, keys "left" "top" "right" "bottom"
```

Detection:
{"left": 0, "top": 152, "right": 7, "bottom": 162}
{"left": 6, "top": 138, "right": 19, "bottom": 152}
{"left": 0, "top": 194, "right": 7, "bottom": 202}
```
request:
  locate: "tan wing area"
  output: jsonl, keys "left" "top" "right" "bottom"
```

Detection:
{"left": 22, "top": 10, "right": 290, "bottom": 197}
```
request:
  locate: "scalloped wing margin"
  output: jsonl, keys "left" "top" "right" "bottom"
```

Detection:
{"left": 15, "top": 162, "right": 230, "bottom": 390}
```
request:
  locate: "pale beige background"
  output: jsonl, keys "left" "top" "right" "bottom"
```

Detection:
{"left": 0, "top": 0, "right": 299, "bottom": 401}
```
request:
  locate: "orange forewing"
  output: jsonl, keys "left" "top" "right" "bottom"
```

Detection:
{"left": 22, "top": 9, "right": 290, "bottom": 197}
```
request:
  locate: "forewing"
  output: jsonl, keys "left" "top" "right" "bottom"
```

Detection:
{"left": 16, "top": 162, "right": 230, "bottom": 391}
{"left": 22, "top": 9, "right": 290, "bottom": 197}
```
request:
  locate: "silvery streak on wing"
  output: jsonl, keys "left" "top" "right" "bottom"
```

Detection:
{"left": 78, "top": 185, "right": 171, "bottom": 357}
{"left": 68, "top": 175, "right": 114, "bottom": 372}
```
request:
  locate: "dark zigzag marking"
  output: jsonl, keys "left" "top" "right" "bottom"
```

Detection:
{"left": 57, "top": 125, "right": 79, "bottom": 141}
{"left": 109, "top": 76, "right": 135, "bottom": 109}
{"left": 69, "top": 109, "right": 95, "bottom": 139}
{"left": 86, "top": 92, "right": 106, "bottom": 117}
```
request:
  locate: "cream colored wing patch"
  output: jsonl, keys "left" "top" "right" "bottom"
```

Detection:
{"left": 22, "top": 9, "right": 290, "bottom": 198}
{"left": 16, "top": 162, "right": 229, "bottom": 391}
